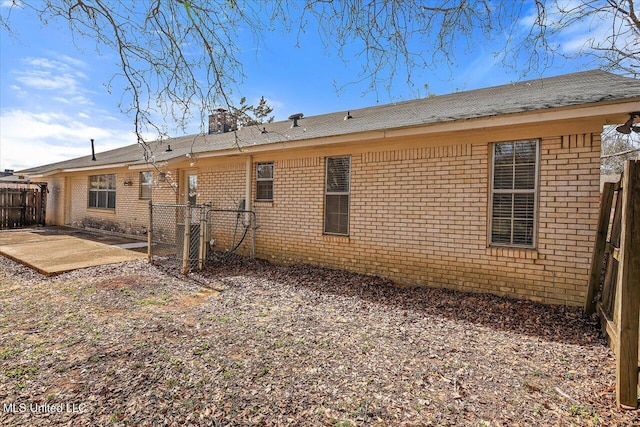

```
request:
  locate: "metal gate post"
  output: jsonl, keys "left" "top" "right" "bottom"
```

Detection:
{"left": 250, "top": 215, "right": 255, "bottom": 259}
{"left": 182, "top": 205, "right": 191, "bottom": 275}
{"left": 198, "top": 206, "right": 206, "bottom": 270}
{"left": 148, "top": 200, "right": 153, "bottom": 263}
{"left": 39, "top": 183, "right": 47, "bottom": 226}
{"left": 20, "top": 189, "right": 26, "bottom": 228}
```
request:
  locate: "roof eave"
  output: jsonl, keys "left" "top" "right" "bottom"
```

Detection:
{"left": 384, "top": 98, "right": 640, "bottom": 138}
{"left": 23, "top": 169, "right": 63, "bottom": 179}
{"left": 127, "top": 154, "right": 187, "bottom": 170}
{"left": 60, "top": 162, "right": 130, "bottom": 173}
{"left": 196, "top": 98, "right": 640, "bottom": 158}
{"left": 23, "top": 92, "right": 640, "bottom": 174}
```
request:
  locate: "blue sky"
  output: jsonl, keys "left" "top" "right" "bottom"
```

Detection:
{"left": 0, "top": 1, "right": 604, "bottom": 172}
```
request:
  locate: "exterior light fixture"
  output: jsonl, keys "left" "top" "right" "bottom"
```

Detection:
{"left": 616, "top": 112, "right": 640, "bottom": 134}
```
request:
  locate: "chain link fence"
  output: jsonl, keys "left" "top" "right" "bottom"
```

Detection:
{"left": 148, "top": 202, "right": 256, "bottom": 274}
{"left": 206, "top": 207, "right": 256, "bottom": 262}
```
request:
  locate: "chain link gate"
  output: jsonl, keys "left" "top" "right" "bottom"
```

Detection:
{"left": 148, "top": 202, "right": 256, "bottom": 274}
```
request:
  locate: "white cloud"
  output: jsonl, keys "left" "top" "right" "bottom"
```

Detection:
{"left": 0, "top": 109, "right": 136, "bottom": 171}
{"left": 11, "top": 55, "right": 92, "bottom": 104}
{"left": 459, "top": 48, "right": 510, "bottom": 90}
{"left": 519, "top": 1, "right": 634, "bottom": 57}
{"left": 0, "top": 52, "right": 130, "bottom": 171}
{"left": 1, "top": 1, "right": 22, "bottom": 8}
{"left": 24, "top": 57, "right": 65, "bottom": 69}
{"left": 16, "top": 70, "right": 79, "bottom": 90}
{"left": 52, "top": 95, "right": 92, "bottom": 105}
{"left": 56, "top": 54, "right": 88, "bottom": 70}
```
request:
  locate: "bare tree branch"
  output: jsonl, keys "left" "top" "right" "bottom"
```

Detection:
{"left": 1, "top": 0, "right": 638, "bottom": 163}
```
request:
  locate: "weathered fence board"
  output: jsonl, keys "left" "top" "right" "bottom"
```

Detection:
{"left": 614, "top": 161, "right": 640, "bottom": 408}
{"left": 584, "top": 181, "right": 615, "bottom": 315}
{"left": 0, "top": 183, "right": 47, "bottom": 229}
{"left": 585, "top": 160, "right": 640, "bottom": 409}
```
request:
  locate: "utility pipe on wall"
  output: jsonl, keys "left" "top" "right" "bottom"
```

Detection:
{"left": 245, "top": 155, "right": 255, "bottom": 258}
{"left": 245, "top": 155, "right": 252, "bottom": 213}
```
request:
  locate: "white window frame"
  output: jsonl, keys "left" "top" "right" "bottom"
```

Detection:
{"left": 139, "top": 171, "right": 152, "bottom": 200}
{"left": 179, "top": 170, "right": 199, "bottom": 206}
{"left": 324, "top": 156, "right": 351, "bottom": 236}
{"left": 255, "top": 162, "right": 274, "bottom": 201}
{"left": 489, "top": 139, "right": 539, "bottom": 248}
{"left": 88, "top": 174, "right": 116, "bottom": 210}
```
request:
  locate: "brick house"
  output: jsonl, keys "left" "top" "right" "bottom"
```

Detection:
{"left": 20, "top": 70, "right": 640, "bottom": 306}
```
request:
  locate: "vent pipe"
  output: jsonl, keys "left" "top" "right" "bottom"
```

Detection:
{"left": 91, "top": 139, "right": 96, "bottom": 161}
{"left": 288, "top": 113, "right": 304, "bottom": 128}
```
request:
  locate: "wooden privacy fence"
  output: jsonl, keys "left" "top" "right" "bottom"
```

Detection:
{"left": 584, "top": 159, "right": 640, "bottom": 409}
{"left": 0, "top": 182, "right": 47, "bottom": 229}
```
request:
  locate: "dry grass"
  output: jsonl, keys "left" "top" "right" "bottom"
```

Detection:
{"left": 1, "top": 255, "right": 638, "bottom": 426}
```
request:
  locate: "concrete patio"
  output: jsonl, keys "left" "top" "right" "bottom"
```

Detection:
{"left": 0, "top": 226, "right": 147, "bottom": 275}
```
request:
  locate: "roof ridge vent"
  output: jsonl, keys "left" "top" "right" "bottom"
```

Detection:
{"left": 288, "top": 113, "right": 304, "bottom": 128}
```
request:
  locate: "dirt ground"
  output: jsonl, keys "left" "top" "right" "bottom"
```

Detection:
{"left": 0, "top": 254, "right": 638, "bottom": 426}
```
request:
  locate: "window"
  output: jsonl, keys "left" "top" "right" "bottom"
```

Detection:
{"left": 140, "top": 171, "right": 152, "bottom": 200}
{"left": 256, "top": 162, "right": 274, "bottom": 201}
{"left": 187, "top": 173, "right": 197, "bottom": 205}
{"left": 490, "top": 140, "right": 538, "bottom": 247}
{"left": 324, "top": 156, "right": 350, "bottom": 235}
{"left": 88, "top": 174, "right": 116, "bottom": 209}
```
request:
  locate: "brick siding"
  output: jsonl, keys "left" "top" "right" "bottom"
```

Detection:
{"left": 249, "top": 134, "right": 600, "bottom": 306}
{"left": 50, "top": 169, "right": 179, "bottom": 236}
{"left": 41, "top": 131, "right": 601, "bottom": 306}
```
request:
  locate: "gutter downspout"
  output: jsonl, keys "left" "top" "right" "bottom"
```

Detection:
{"left": 245, "top": 155, "right": 255, "bottom": 258}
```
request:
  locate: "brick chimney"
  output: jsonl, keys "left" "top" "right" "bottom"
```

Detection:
{"left": 209, "top": 108, "right": 237, "bottom": 134}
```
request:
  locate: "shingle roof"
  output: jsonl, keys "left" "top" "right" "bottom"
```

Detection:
{"left": 20, "top": 70, "right": 640, "bottom": 175}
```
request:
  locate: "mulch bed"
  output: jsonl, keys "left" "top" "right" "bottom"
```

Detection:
{"left": 1, "top": 254, "right": 638, "bottom": 426}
